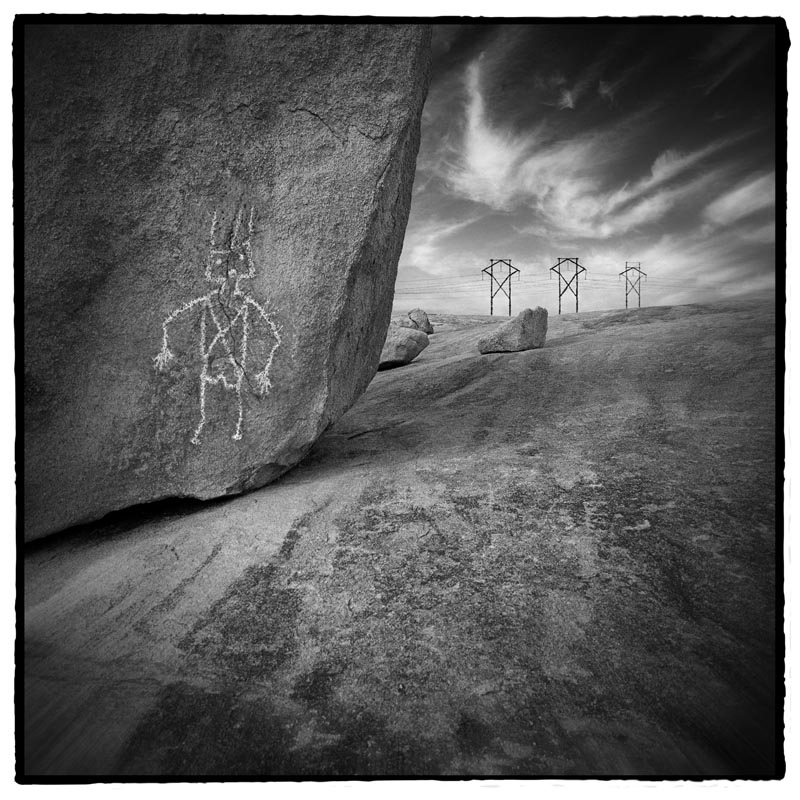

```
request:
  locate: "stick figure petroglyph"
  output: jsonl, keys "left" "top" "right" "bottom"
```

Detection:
{"left": 154, "top": 206, "right": 281, "bottom": 444}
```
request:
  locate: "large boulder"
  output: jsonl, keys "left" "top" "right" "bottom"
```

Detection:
{"left": 23, "top": 24, "right": 431, "bottom": 541}
{"left": 378, "top": 326, "right": 430, "bottom": 370}
{"left": 408, "top": 308, "right": 434, "bottom": 334}
{"left": 478, "top": 307, "right": 548, "bottom": 354}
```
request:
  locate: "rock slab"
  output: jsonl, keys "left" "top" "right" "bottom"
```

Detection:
{"left": 408, "top": 308, "right": 434, "bottom": 334}
{"left": 24, "top": 24, "right": 431, "bottom": 541}
{"left": 378, "top": 327, "right": 430, "bottom": 369}
{"left": 478, "top": 307, "right": 548, "bottom": 354}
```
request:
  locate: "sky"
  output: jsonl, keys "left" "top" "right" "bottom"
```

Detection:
{"left": 394, "top": 21, "right": 779, "bottom": 316}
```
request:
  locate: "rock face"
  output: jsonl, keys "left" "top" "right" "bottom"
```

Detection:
{"left": 478, "top": 307, "right": 548, "bottom": 354}
{"left": 23, "top": 24, "right": 431, "bottom": 541}
{"left": 408, "top": 308, "right": 434, "bottom": 334}
{"left": 378, "top": 326, "right": 430, "bottom": 369}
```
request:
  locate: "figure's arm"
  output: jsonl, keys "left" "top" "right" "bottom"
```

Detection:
{"left": 153, "top": 295, "right": 209, "bottom": 371}
{"left": 245, "top": 297, "right": 282, "bottom": 394}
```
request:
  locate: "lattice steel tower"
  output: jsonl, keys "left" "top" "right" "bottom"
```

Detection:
{"left": 482, "top": 258, "right": 519, "bottom": 316}
{"left": 550, "top": 257, "right": 586, "bottom": 315}
{"left": 619, "top": 261, "right": 647, "bottom": 309}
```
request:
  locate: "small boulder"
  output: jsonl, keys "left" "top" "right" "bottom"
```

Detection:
{"left": 397, "top": 317, "right": 420, "bottom": 329}
{"left": 408, "top": 308, "right": 434, "bottom": 334}
{"left": 478, "top": 307, "right": 548, "bottom": 354}
{"left": 378, "top": 326, "right": 430, "bottom": 369}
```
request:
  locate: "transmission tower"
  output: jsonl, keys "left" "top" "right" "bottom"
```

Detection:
{"left": 619, "top": 262, "right": 647, "bottom": 308}
{"left": 482, "top": 258, "right": 519, "bottom": 316}
{"left": 550, "top": 257, "right": 586, "bottom": 315}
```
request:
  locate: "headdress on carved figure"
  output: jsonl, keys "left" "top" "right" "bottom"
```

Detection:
{"left": 206, "top": 206, "right": 256, "bottom": 283}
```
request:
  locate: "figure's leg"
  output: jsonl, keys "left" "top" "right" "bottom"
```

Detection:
{"left": 232, "top": 369, "right": 244, "bottom": 440}
{"left": 232, "top": 389, "right": 243, "bottom": 441}
{"left": 232, "top": 310, "right": 249, "bottom": 441}
{"left": 191, "top": 376, "right": 208, "bottom": 445}
{"left": 192, "top": 309, "right": 209, "bottom": 445}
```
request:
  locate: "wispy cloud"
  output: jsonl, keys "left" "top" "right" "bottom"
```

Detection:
{"left": 697, "top": 27, "right": 770, "bottom": 95}
{"left": 702, "top": 171, "right": 775, "bottom": 228}
{"left": 445, "top": 56, "right": 742, "bottom": 242}
{"left": 446, "top": 56, "right": 543, "bottom": 209}
{"left": 546, "top": 57, "right": 609, "bottom": 111}
{"left": 700, "top": 26, "right": 754, "bottom": 63}
{"left": 596, "top": 60, "right": 643, "bottom": 106}
{"left": 562, "top": 225, "right": 775, "bottom": 308}
{"left": 597, "top": 80, "right": 618, "bottom": 105}
{"left": 556, "top": 88, "right": 577, "bottom": 110}
{"left": 590, "top": 171, "right": 722, "bottom": 239}
{"left": 401, "top": 212, "right": 489, "bottom": 273}
{"left": 733, "top": 220, "right": 776, "bottom": 245}
{"left": 704, "top": 41, "right": 767, "bottom": 95}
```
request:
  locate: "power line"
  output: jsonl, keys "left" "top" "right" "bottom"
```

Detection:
{"left": 394, "top": 286, "right": 480, "bottom": 291}
{"left": 395, "top": 273, "right": 478, "bottom": 284}
{"left": 396, "top": 277, "right": 552, "bottom": 288}
{"left": 395, "top": 262, "right": 701, "bottom": 311}
{"left": 394, "top": 290, "right": 486, "bottom": 296}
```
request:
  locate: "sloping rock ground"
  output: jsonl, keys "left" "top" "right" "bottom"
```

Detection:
{"left": 23, "top": 298, "right": 778, "bottom": 778}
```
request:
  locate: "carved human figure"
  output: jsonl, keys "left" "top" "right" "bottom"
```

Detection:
{"left": 154, "top": 207, "right": 281, "bottom": 444}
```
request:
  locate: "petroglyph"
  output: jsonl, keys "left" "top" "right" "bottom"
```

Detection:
{"left": 154, "top": 207, "right": 281, "bottom": 444}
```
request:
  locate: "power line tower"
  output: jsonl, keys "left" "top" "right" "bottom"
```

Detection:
{"left": 619, "top": 261, "right": 647, "bottom": 308}
{"left": 550, "top": 257, "right": 586, "bottom": 315}
{"left": 482, "top": 258, "right": 519, "bottom": 316}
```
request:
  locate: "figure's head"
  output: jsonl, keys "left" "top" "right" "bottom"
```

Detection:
{"left": 206, "top": 206, "right": 256, "bottom": 285}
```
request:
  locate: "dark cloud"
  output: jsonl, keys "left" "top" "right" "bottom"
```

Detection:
{"left": 430, "top": 24, "right": 505, "bottom": 76}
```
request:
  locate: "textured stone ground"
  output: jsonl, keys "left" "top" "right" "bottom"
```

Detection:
{"left": 22, "top": 298, "right": 778, "bottom": 778}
